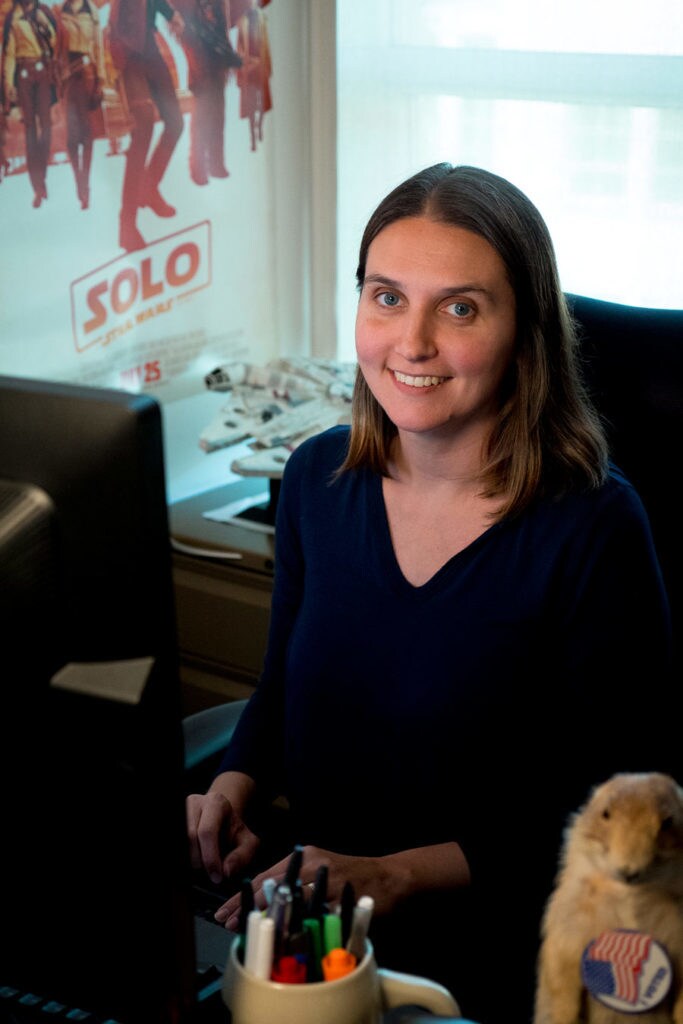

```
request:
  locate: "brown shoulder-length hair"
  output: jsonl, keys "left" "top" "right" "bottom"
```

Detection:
{"left": 338, "top": 162, "right": 608, "bottom": 520}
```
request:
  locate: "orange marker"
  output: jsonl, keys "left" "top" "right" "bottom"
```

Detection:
{"left": 322, "top": 947, "right": 357, "bottom": 981}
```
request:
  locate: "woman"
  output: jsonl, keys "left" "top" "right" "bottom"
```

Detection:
{"left": 186, "top": 164, "right": 673, "bottom": 1022}
{"left": 57, "top": 0, "right": 103, "bottom": 210}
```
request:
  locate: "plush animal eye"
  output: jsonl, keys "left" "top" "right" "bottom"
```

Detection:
{"left": 602, "top": 808, "right": 611, "bottom": 820}
{"left": 660, "top": 815, "right": 674, "bottom": 832}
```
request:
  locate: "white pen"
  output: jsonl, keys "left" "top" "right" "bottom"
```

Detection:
{"left": 245, "top": 913, "right": 275, "bottom": 980}
{"left": 345, "top": 894, "right": 374, "bottom": 961}
{"left": 244, "top": 909, "right": 264, "bottom": 973}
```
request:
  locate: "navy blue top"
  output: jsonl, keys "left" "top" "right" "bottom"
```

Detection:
{"left": 220, "top": 425, "right": 673, "bottom": 1021}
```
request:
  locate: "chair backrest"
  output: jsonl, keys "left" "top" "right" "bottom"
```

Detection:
{"left": 566, "top": 293, "right": 682, "bottom": 665}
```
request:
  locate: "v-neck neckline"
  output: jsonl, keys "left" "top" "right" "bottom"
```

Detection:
{"left": 369, "top": 469, "right": 501, "bottom": 596}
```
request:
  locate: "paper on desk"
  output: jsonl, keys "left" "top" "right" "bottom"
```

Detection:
{"left": 203, "top": 489, "right": 274, "bottom": 535}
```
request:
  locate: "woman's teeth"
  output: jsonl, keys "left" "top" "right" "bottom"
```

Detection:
{"left": 393, "top": 371, "right": 447, "bottom": 388}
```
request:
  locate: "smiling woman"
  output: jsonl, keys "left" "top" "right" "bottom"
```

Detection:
{"left": 355, "top": 218, "right": 517, "bottom": 450}
{"left": 185, "top": 163, "right": 675, "bottom": 1024}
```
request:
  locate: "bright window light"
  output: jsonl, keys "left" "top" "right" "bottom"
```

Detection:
{"left": 335, "top": 0, "right": 683, "bottom": 362}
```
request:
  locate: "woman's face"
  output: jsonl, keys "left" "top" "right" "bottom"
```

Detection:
{"left": 355, "top": 215, "right": 517, "bottom": 444}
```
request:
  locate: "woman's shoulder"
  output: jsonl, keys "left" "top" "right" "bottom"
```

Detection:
{"left": 284, "top": 425, "right": 351, "bottom": 478}
{"left": 532, "top": 462, "right": 653, "bottom": 540}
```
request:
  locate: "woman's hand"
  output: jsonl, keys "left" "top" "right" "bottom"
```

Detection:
{"left": 214, "top": 842, "right": 470, "bottom": 930}
{"left": 186, "top": 771, "right": 260, "bottom": 884}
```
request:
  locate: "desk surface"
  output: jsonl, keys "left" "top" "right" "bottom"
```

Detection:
{"left": 170, "top": 477, "right": 276, "bottom": 576}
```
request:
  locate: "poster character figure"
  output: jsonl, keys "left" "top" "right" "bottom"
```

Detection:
{"left": 175, "top": 0, "right": 241, "bottom": 186}
{"left": 0, "top": 106, "right": 8, "bottom": 181}
{"left": 235, "top": 0, "right": 271, "bottom": 152}
{"left": 56, "top": 0, "right": 104, "bottom": 210}
{"left": 1, "top": 0, "right": 58, "bottom": 207}
{"left": 108, "top": 0, "right": 185, "bottom": 253}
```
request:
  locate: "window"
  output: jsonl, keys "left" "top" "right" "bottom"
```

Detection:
{"left": 334, "top": 0, "right": 683, "bottom": 361}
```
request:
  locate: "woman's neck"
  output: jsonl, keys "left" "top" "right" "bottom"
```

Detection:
{"left": 388, "top": 426, "right": 488, "bottom": 492}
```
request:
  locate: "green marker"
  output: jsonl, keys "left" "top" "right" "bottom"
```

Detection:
{"left": 323, "top": 912, "right": 342, "bottom": 955}
{"left": 303, "top": 917, "right": 323, "bottom": 981}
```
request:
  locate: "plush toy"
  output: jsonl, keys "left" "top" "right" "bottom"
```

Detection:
{"left": 535, "top": 773, "right": 683, "bottom": 1024}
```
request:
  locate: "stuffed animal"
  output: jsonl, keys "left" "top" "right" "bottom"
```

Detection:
{"left": 534, "top": 772, "right": 683, "bottom": 1024}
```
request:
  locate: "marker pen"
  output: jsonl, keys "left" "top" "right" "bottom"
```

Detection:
{"left": 322, "top": 948, "right": 357, "bottom": 981}
{"left": 271, "top": 954, "right": 307, "bottom": 984}
{"left": 284, "top": 845, "right": 304, "bottom": 891}
{"left": 303, "top": 917, "right": 323, "bottom": 981}
{"left": 308, "top": 864, "right": 328, "bottom": 919}
{"left": 340, "top": 880, "right": 355, "bottom": 946}
{"left": 323, "top": 912, "right": 342, "bottom": 955}
{"left": 234, "top": 878, "right": 255, "bottom": 959}
{"left": 244, "top": 914, "right": 276, "bottom": 980}
{"left": 268, "top": 883, "right": 293, "bottom": 956}
{"left": 237, "top": 878, "right": 254, "bottom": 936}
{"left": 345, "top": 895, "right": 374, "bottom": 962}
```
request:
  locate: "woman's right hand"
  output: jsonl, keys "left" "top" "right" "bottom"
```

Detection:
{"left": 186, "top": 772, "right": 261, "bottom": 884}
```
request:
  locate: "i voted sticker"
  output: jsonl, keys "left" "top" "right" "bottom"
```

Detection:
{"left": 581, "top": 929, "right": 671, "bottom": 1013}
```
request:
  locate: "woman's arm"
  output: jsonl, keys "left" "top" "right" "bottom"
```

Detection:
{"left": 215, "top": 840, "right": 472, "bottom": 928}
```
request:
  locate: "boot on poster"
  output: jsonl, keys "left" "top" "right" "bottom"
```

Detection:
{"left": 235, "top": 0, "right": 272, "bottom": 153}
{"left": 1, "top": 0, "right": 58, "bottom": 208}
{"left": 175, "top": 0, "right": 241, "bottom": 187}
{"left": 108, "top": 0, "right": 185, "bottom": 253}
{"left": 56, "top": 0, "right": 104, "bottom": 210}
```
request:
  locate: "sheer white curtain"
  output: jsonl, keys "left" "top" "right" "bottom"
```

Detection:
{"left": 335, "top": 0, "right": 683, "bottom": 361}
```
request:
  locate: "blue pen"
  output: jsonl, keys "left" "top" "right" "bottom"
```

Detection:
{"left": 262, "top": 877, "right": 277, "bottom": 908}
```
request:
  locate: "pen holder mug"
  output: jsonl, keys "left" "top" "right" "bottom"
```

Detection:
{"left": 222, "top": 937, "right": 461, "bottom": 1024}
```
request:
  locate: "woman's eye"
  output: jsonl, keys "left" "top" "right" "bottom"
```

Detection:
{"left": 377, "top": 291, "right": 400, "bottom": 307}
{"left": 448, "top": 301, "right": 473, "bottom": 318}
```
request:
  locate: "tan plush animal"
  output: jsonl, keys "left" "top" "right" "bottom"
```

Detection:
{"left": 534, "top": 773, "right": 683, "bottom": 1024}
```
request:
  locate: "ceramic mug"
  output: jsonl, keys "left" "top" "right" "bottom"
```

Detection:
{"left": 222, "top": 937, "right": 462, "bottom": 1024}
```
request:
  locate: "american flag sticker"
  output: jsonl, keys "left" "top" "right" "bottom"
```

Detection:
{"left": 581, "top": 929, "right": 672, "bottom": 1013}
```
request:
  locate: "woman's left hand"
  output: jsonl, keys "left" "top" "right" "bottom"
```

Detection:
{"left": 214, "top": 845, "right": 406, "bottom": 930}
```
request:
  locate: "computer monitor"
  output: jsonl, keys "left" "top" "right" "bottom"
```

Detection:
{"left": 0, "top": 375, "right": 198, "bottom": 1023}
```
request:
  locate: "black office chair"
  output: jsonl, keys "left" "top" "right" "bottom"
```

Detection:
{"left": 566, "top": 293, "right": 682, "bottom": 666}
{"left": 183, "top": 294, "right": 683, "bottom": 773}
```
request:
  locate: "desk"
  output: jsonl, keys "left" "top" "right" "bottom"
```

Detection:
{"left": 170, "top": 477, "right": 275, "bottom": 713}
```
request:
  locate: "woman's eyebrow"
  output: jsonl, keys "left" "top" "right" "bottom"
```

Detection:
{"left": 362, "top": 273, "right": 491, "bottom": 298}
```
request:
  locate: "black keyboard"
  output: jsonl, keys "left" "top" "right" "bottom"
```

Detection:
{"left": 0, "top": 985, "right": 122, "bottom": 1023}
{"left": 1, "top": 893, "right": 235, "bottom": 1024}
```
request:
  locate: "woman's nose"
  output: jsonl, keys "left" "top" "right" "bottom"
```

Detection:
{"left": 394, "top": 310, "right": 437, "bottom": 361}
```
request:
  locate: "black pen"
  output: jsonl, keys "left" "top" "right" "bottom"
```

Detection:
{"left": 340, "top": 880, "right": 355, "bottom": 946}
{"left": 286, "top": 880, "right": 308, "bottom": 958}
{"left": 284, "top": 844, "right": 304, "bottom": 891}
{"left": 236, "top": 878, "right": 254, "bottom": 955}
{"left": 237, "top": 878, "right": 255, "bottom": 933}
{"left": 308, "top": 864, "right": 329, "bottom": 920}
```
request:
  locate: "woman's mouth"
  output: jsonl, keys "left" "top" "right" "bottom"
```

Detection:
{"left": 392, "top": 370, "right": 450, "bottom": 388}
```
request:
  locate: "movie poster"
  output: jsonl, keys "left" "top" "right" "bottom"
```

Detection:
{"left": 0, "top": 0, "right": 284, "bottom": 405}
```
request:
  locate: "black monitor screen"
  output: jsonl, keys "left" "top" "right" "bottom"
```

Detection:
{"left": 0, "top": 375, "right": 197, "bottom": 1023}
